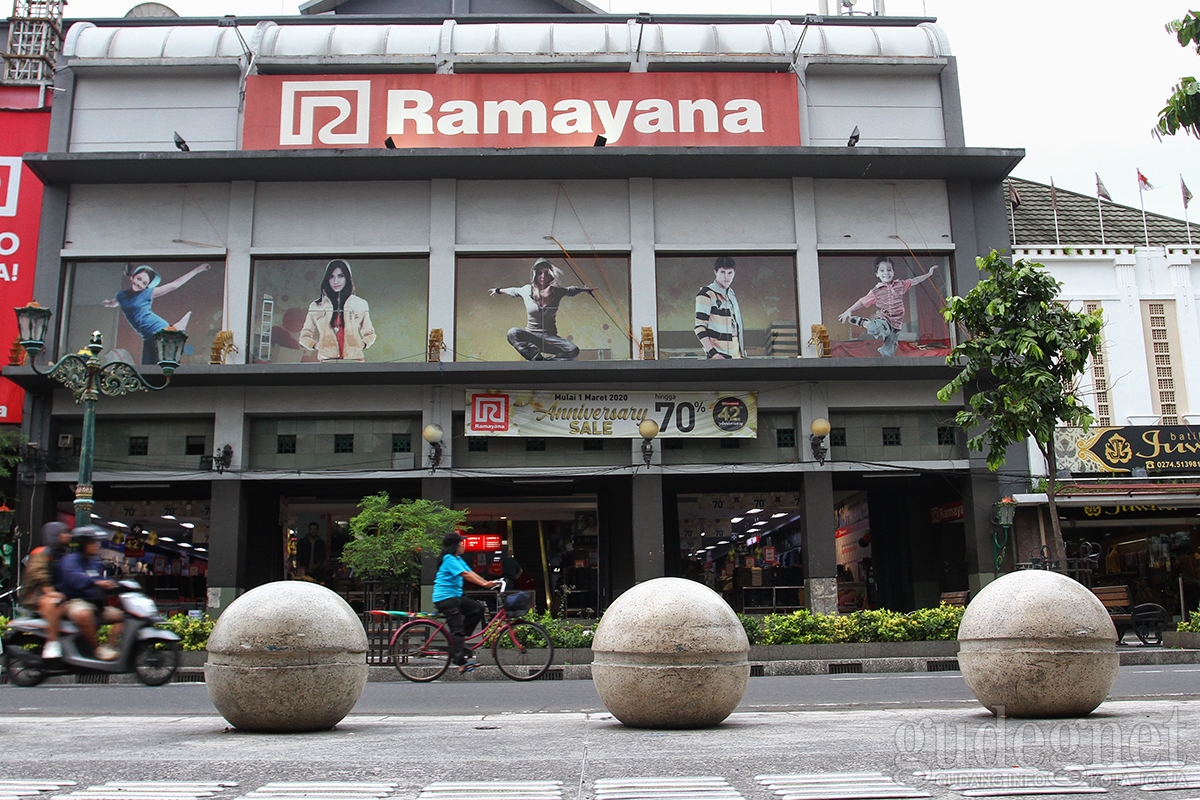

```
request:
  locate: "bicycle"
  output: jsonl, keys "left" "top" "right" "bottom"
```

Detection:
{"left": 382, "top": 579, "right": 554, "bottom": 682}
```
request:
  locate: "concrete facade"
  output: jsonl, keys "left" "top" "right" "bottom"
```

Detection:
{"left": 10, "top": 11, "right": 1019, "bottom": 617}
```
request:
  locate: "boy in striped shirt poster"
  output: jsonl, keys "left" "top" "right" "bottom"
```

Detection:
{"left": 838, "top": 256, "right": 939, "bottom": 357}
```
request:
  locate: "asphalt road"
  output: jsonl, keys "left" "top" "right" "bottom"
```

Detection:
{"left": 3, "top": 664, "right": 1198, "bottom": 716}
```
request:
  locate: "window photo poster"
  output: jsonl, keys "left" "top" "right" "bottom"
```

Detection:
{"left": 65, "top": 260, "right": 226, "bottom": 367}
{"left": 818, "top": 254, "right": 952, "bottom": 358}
{"left": 250, "top": 258, "right": 428, "bottom": 364}
{"left": 455, "top": 255, "right": 632, "bottom": 362}
{"left": 655, "top": 255, "right": 798, "bottom": 360}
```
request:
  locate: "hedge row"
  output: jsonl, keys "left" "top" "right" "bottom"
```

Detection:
{"left": 737, "top": 603, "right": 966, "bottom": 645}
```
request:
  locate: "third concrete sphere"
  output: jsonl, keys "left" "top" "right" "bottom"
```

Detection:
{"left": 957, "top": 569, "right": 1118, "bottom": 718}
{"left": 591, "top": 577, "right": 749, "bottom": 728}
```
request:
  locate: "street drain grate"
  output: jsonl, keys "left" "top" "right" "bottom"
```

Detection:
{"left": 531, "top": 668, "right": 563, "bottom": 681}
{"left": 828, "top": 662, "right": 863, "bottom": 675}
{"left": 758, "top": 771, "right": 930, "bottom": 800}
{"left": 750, "top": 664, "right": 765, "bottom": 677}
{"left": 593, "top": 776, "right": 742, "bottom": 800}
{"left": 925, "top": 660, "right": 960, "bottom": 672}
{"left": 74, "top": 674, "right": 110, "bottom": 684}
{"left": 419, "top": 780, "right": 560, "bottom": 799}
{"left": 171, "top": 670, "right": 206, "bottom": 683}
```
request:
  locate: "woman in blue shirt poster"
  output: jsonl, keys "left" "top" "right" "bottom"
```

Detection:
{"left": 433, "top": 532, "right": 498, "bottom": 673}
{"left": 103, "top": 262, "right": 211, "bottom": 364}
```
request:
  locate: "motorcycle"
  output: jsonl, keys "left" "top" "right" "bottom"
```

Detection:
{"left": 1, "top": 580, "right": 182, "bottom": 687}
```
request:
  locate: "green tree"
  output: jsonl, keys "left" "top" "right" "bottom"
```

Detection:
{"left": 1155, "top": 11, "right": 1200, "bottom": 138}
{"left": 339, "top": 494, "right": 467, "bottom": 589}
{"left": 937, "top": 251, "right": 1103, "bottom": 563}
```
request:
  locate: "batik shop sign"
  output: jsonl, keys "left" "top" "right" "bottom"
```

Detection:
{"left": 465, "top": 389, "right": 757, "bottom": 438}
{"left": 1070, "top": 426, "right": 1200, "bottom": 473}
{"left": 242, "top": 72, "right": 800, "bottom": 150}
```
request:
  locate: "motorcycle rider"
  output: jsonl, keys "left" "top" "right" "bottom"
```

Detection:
{"left": 57, "top": 527, "right": 123, "bottom": 661}
{"left": 18, "top": 521, "right": 72, "bottom": 660}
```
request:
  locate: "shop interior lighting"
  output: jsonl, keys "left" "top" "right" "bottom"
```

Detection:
{"left": 159, "top": 536, "right": 175, "bottom": 543}
{"left": 772, "top": 512, "right": 788, "bottom": 518}
{"left": 90, "top": 513, "right": 100, "bottom": 519}
{"left": 730, "top": 516, "right": 744, "bottom": 523}
{"left": 195, "top": 547, "right": 207, "bottom": 553}
{"left": 181, "top": 522, "right": 195, "bottom": 529}
{"left": 161, "top": 515, "right": 175, "bottom": 520}
{"left": 718, "top": 540, "right": 729, "bottom": 545}
{"left": 179, "top": 542, "right": 193, "bottom": 548}
{"left": 748, "top": 508, "right": 764, "bottom": 514}
{"left": 109, "top": 521, "right": 129, "bottom": 528}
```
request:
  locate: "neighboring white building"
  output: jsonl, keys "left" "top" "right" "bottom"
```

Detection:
{"left": 1004, "top": 178, "right": 1200, "bottom": 618}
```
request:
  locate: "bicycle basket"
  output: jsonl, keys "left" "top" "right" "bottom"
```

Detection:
{"left": 504, "top": 591, "right": 531, "bottom": 617}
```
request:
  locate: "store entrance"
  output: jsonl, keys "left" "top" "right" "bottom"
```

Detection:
{"left": 457, "top": 498, "right": 600, "bottom": 617}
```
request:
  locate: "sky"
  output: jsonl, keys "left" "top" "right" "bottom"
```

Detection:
{"left": 55, "top": 0, "right": 1200, "bottom": 223}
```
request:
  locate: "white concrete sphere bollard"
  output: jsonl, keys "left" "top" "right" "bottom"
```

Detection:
{"left": 205, "top": 581, "right": 368, "bottom": 731}
{"left": 958, "top": 570, "right": 1119, "bottom": 718}
{"left": 591, "top": 577, "right": 749, "bottom": 728}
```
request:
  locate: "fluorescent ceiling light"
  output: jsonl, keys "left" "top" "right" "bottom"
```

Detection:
{"left": 748, "top": 508, "right": 764, "bottom": 514}
{"left": 180, "top": 522, "right": 195, "bottom": 529}
{"left": 159, "top": 536, "right": 175, "bottom": 543}
{"left": 109, "top": 521, "right": 129, "bottom": 529}
{"left": 730, "top": 516, "right": 744, "bottom": 523}
{"left": 161, "top": 515, "right": 175, "bottom": 520}
{"left": 718, "top": 540, "right": 729, "bottom": 545}
{"left": 772, "top": 512, "right": 788, "bottom": 518}
{"left": 179, "top": 542, "right": 193, "bottom": 548}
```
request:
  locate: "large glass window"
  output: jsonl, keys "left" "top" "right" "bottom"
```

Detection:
{"left": 656, "top": 254, "right": 798, "bottom": 359}
{"left": 455, "top": 255, "right": 632, "bottom": 362}
{"left": 64, "top": 260, "right": 226, "bottom": 367}
{"left": 818, "top": 254, "right": 952, "bottom": 358}
{"left": 250, "top": 257, "right": 428, "bottom": 364}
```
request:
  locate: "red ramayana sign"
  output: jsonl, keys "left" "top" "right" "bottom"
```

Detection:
{"left": 242, "top": 72, "right": 800, "bottom": 150}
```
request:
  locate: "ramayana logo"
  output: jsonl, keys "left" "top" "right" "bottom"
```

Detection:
{"left": 0, "top": 156, "right": 21, "bottom": 217}
{"left": 279, "top": 80, "right": 372, "bottom": 146}
{"left": 471, "top": 394, "right": 510, "bottom": 432}
{"left": 386, "top": 90, "right": 763, "bottom": 143}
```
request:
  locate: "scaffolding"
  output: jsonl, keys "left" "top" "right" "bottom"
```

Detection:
{"left": 3, "top": 0, "right": 64, "bottom": 86}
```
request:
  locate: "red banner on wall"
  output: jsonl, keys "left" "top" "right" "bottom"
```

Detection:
{"left": 242, "top": 72, "right": 800, "bottom": 150}
{"left": 0, "top": 109, "right": 51, "bottom": 424}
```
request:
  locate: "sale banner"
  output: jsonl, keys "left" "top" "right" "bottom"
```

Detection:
{"left": 465, "top": 389, "right": 757, "bottom": 438}
{"left": 0, "top": 108, "right": 51, "bottom": 424}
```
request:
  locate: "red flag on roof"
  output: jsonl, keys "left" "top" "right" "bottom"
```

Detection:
{"left": 1008, "top": 182, "right": 1021, "bottom": 210}
{"left": 1138, "top": 170, "right": 1155, "bottom": 191}
{"left": 1095, "top": 173, "right": 1111, "bottom": 201}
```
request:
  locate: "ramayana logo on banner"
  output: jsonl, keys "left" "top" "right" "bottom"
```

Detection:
{"left": 243, "top": 73, "right": 800, "bottom": 150}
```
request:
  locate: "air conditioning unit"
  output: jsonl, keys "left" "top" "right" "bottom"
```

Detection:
{"left": 58, "top": 434, "right": 73, "bottom": 448}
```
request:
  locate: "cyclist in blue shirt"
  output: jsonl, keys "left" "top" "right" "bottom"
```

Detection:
{"left": 433, "top": 533, "right": 497, "bottom": 673}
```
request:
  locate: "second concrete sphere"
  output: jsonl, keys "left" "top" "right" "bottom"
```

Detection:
{"left": 958, "top": 569, "right": 1118, "bottom": 718}
{"left": 205, "top": 581, "right": 369, "bottom": 731}
{"left": 591, "top": 577, "right": 749, "bottom": 728}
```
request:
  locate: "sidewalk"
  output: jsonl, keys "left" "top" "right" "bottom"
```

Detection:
{"left": 1, "top": 699, "right": 1197, "bottom": 800}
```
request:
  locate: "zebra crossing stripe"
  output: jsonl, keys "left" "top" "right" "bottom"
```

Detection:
{"left": 758, "top": 772, "right": 930, "bottom": 800}
{"left": 417, "top": 780, "right": 561, "bottom": 800}
{"left": 592, "top": 776, "right": 742, "bottom": 800}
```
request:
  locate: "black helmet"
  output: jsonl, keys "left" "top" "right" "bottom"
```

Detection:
{"left": 72, "top": 525, "right": 108, "bottom": 545}
{"left": 41, "top": 521, "right": 70, "bottom": 548}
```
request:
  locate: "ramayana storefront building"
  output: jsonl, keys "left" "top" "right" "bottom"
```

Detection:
{"left": 9, "top": 4, "right": 1022, "bottom": 617}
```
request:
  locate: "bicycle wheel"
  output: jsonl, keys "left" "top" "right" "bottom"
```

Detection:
{"left": 491, "top": 618, "right": 554, "bottom": 681}
{"left": 392, "top": 620, "right": 452, "bottom": 682}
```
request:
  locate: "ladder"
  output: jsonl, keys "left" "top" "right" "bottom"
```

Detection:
{"left": 257, "top": 295, "right": 274, "bottom": 362}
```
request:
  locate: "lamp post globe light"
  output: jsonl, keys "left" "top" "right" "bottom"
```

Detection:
{"left": 12, "top": 302, "right": 187, "bottom": 521}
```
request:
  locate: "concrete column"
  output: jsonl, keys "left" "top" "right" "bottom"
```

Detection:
{"left": 628, "top": 178, "right": 655, "bottom": 358}
{"left": 206, "top": 479, "right": 248, "bottom": 617}
{"left": 224, "top": 181, "right": 255, "bottom": 361}
{"left": 962, "top": 468, "right": 999, "bottom": 594}
{"left": 631, "top": 473, "right": 663, "bottom": 583}
{"left": 1111, "top": 254, "right": 1154, "bottom": 419}
{"left": 428, "top": 179, "right": 456, "bottom": 358}
{"left": 419, "top": 476, "right": 454, "bottom": 611}
{"left": 792, "top": 178, "right": 821, "bottom": 357}
{"left": 802, "top": 471, "right": 837, "bottom": 614}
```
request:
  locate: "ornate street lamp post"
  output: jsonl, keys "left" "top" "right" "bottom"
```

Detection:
{"left": 13, "top": 302, "right": 187, "bottom": 521}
